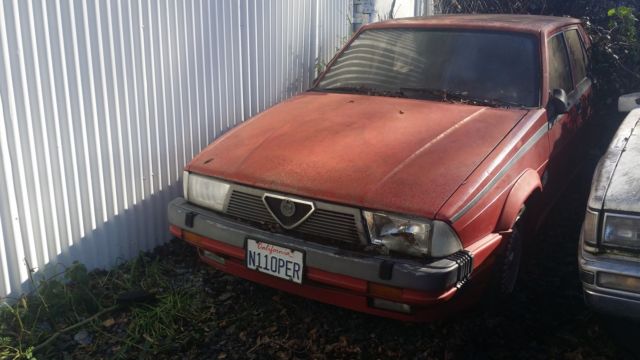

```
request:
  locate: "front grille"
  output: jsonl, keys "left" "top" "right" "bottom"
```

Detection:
{"left": 296, "top": 209, "right": 360, "bottom": 243}
{"left": 226, "top": 191, "right": 273, "bottom": 223}
{"left": 225, "top": 190, "right": 363, "bottom": 244}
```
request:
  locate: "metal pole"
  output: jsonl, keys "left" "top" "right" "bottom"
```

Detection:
{"left": 424, "top": 0, "right": 434, "bottom": 16}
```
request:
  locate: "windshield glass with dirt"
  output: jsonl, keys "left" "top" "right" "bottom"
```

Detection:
{"left": 316, "top": 28, "right": 541, "bottom": 108}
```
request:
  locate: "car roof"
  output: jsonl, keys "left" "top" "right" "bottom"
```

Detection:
{"left": 363, "top": 14, "right": 582, "bottom": 36}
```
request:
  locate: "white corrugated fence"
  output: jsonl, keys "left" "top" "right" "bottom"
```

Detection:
{"left": 0, "top": 0, "right": 352, "bottom": 298}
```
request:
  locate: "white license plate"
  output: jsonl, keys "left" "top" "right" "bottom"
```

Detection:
{"left": 246, "top": 239, "right": 304, "bottom": 284}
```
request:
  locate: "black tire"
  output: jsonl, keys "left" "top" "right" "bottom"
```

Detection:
{"left": 492, "top": 210, "right": 526, "bottom": 297}
{"left": 497, "top": 223, "right": 524, "bottom": 295}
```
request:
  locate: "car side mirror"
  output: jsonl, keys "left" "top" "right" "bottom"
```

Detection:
{"left": 618, "top": 92, "right": 640, "bottom": 113}
{"left": 549, "top": 89, "right": 569, "bottom": 116}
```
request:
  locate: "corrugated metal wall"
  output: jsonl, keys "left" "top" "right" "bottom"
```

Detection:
{"left": 0, "top": 0, "right": 352, "bottom": 298}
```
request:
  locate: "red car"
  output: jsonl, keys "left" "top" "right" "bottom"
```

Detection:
{"left": 168, "top": 15, "right": 593, "bottom": 321}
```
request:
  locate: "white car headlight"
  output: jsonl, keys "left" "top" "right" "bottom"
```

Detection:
{"left": 183, "top": 172, "right": 231, "bottom": 211}
{"left": 603, "top": 213, "right": 640, "bottom": 250}
{"left": 363, "top": 211, "right": 462, "bottom": 257}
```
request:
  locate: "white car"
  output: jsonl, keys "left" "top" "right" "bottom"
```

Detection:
{"left": 580, "top": 92, "right": 640, "bottom": 318}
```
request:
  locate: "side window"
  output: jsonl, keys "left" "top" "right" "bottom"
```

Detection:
{"left": 548, "top": 34, "right": 574, "bottom": 93}
{"left": 565, "top": 29, "right": 587, "bottom": 83}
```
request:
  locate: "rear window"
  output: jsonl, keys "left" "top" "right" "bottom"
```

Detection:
{"left": 316, "top": 28, "right": 541, "bottom": 108}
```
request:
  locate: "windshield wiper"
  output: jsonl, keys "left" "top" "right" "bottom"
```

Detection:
{"left": 398, "top": 87, "right": 446, "bottom": 100}
{"left": 401, "top": 88, "right": 525, "bottom": 108}
{"left": 315, "top": 86, "right": 404, "bottom": 98}
{"left": 315, "top": 86, "right": 369, "bottom": 94}
{"left": 315, "top": 86, "right": 386, "bottom": 95}
{"left": 442, "top": 90, "right": 526, "bottom": 109}
{"left": 315, "top": 86, "right": 526, "bottom": 108}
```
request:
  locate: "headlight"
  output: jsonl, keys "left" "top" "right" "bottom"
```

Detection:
{"left": 602, "top": 213, "right": 640, "bottom": 250}
{"left": 581, "top": 209, "right": 599, "bottom": 248}
{"left": 183, "top": 172, "right": 231, "bottom": 211}
{"left": 363, "top": 211, "right": 462, "bottom": 257}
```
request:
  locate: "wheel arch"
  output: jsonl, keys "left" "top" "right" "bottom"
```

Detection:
{"left": 496, "top": 169, "right": 543, "bottom": 232}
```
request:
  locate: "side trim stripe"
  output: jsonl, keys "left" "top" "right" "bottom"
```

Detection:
{"left": 451, "top": 123, "right": 549, "bottom": 223}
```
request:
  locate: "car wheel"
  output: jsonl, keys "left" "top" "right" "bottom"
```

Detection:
{"left": 498, "top": 223, "right": 524, "bottom": 295}
{"left": 491, "top": 208, "right": 526, "bottom": 297}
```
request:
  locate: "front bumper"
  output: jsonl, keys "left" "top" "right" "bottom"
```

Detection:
{"left": 579, "top": 247, "right": 640, "bottom": 319}
{"left": 168, "top": 198, "right": 498, "bottom": 321}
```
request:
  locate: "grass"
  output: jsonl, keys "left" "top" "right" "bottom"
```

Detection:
{"left": 0, "top": 244, "right": 214, "bottom": 359}
{"left": 127, "top": 290, "right": 201, "bottom": 349}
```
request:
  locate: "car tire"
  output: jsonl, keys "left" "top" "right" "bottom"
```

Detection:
{"left": 499, "top": 224, "right": 524, "bottom": 294}
{"left": 494, "top": 209, "right": 526, "bottom": 296}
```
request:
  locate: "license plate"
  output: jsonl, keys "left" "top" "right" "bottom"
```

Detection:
{"left": 246, "top": 239, "right": 304, "bottom": 284}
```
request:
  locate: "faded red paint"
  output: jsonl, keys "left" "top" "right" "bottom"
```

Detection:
{"left": 179, "top": 15, "right": 592, "bottom": 321}
{"left": 188, "top": 93, "right": 527, "bottom": 219}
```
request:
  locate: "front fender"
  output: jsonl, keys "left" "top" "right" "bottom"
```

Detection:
{"left": 496, "top": 169, "right": 542, "bottom": 231}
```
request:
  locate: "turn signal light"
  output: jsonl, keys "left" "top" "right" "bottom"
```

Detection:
{"left": 368, "top": 283, "right": 403, "bottom": 301}
{"left": 597, "top": 272, "right": 640, "bottom": 294}
{"left": 183, "top": 231, "right": 203, "bottom": 246}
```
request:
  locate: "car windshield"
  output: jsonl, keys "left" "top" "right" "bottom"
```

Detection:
{"left": 315, "top": 28, "right": 540, "bottom": 108}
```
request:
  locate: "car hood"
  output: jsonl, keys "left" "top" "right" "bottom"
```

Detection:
{"left": 187, "top": 92, "right": 528, "bottom": 219}
{"left": 601, "top": 109, "right": 640, "bottom": 213}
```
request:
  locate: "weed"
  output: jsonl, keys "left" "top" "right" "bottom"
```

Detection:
{"left": 0, "top": 242, "right": 218, "bottom": 359}
{"left": 0, "top": 262, "right": 109, "bottom": 359}
{"left": 126, "top": 290, "right": 202, "bottom": 351}
{"left": 0, "top": 260, "right": 128, "bottom": 357}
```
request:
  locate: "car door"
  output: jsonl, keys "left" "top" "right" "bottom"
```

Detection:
{"left": 545, "top": 30, "right": 583, "bottom": 193}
